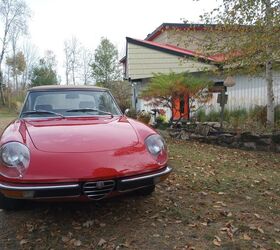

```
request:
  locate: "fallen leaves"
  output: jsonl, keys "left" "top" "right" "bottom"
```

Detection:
{"left": 97, "top": 238, "right": 107, "bottom": 247}
{"left": 213, "top": 236, "right": 221, "bottom": 247}
{"left": 19, "top": 239, "right": 28, "bottom": 246}
{"left": 243, "top": 233, "right": 252, "bottom": 241}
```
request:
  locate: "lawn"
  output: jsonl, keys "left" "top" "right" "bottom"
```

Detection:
{"left": 0, "top": 117, "right": 279, "bottom": 249}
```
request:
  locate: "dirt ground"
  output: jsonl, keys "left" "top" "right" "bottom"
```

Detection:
{"left": 0, "top": 117, "right": 279, "bottom": 250}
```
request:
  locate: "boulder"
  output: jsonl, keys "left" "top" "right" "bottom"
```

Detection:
{"left": 272, "top": 132, "right": 280, "bottom": 143}
{"left": 240, "top": 132, "right": 260, "bottom": 142}
{"left": 243, "top": 142, "right": 257, "bottom": 150}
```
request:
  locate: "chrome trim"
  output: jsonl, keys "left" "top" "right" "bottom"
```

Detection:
{"left": 120, "top": 166, "right": 172, "bottom": 183}
{"left": 0, "top": 183, "right": 80, "bottom": 191}
{"left": 83, "top": 180, "right": 115, "bottom": 200}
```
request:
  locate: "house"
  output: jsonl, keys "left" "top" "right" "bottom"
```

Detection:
{"left": 121, "top": 23, "right": 280, "bottom": 119}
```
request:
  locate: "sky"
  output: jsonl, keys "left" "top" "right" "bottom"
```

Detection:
{"left": 24, "top": 0, "right": 219, "bottom": 82}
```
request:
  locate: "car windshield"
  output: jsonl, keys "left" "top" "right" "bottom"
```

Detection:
{"left": 20, "top": 89, "right": 122, "bottom": 118}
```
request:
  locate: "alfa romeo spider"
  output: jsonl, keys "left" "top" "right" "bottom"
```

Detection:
{"left": 0, "top": 86, "right": 172, "bottom": 209}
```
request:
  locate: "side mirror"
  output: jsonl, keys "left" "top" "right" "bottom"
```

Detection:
{"left": 124, "top": 108, "right": 130, "bottom": 116}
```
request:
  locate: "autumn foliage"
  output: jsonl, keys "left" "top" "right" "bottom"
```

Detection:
{"left": 140, "top": 72, "right": 213, "bottom": 121}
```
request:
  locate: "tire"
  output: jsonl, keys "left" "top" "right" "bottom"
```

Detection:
{"left": 136, "top": 185, "right": 155, "bottom": 196}
{"left": 0, "top": 193, "right": 24, "bottom": 210}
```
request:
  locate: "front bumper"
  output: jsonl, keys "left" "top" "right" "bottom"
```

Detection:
{"left": 0, "top": 166, "right": 172, "bottom": 200}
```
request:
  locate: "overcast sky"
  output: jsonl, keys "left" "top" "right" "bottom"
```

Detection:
{"left": 24, "top": 0, "right": 219, "bottom": 82}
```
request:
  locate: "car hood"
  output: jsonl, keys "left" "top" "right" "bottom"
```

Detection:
{"left": 24, "top": 117, "right": 139, "bottom": 153}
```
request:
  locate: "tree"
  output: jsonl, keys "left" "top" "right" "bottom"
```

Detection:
{"left": 21, "top": 40, "right": 39, "bottom": 88}
{"left": 63, "top": 36, "right": 81, "bottom": 85}
{"left": 91, "top": 37, "right": 121, "bottom": 87}
{"left": 30, "top": 51, "right": 58, "bottom": 87}
{"left": 6, "top": 51, "right": 26, "bottom": 88}
{"left": 140, "top": 72, "right": 213, "bottom": 122}
{"left": 109, "top": 81, "right": 131, "bottom": 112}
{"left": 0, "top": 0, "right": 30, "bottom": 104}
{"left": 196, "top": 0, "right": 280, "bottom": 127}
{"left": 80, "top": 47, "right": 93, "bottom": 85}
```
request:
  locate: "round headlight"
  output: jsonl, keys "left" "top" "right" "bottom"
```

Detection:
{"left": 145, "top": 134, "right": 166, "bottom": 155}
{"left": 0, "top": 142, "right": 30, "bottom": 178}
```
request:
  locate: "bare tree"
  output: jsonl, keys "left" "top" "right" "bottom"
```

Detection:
{"left": 21, "top": 40, "right": 39, "bottom": 87}
{"left": 0, "top": 0, "right": 30, "bottom": 104}
{"left": 63, "top": 36, "right": 81, "bottom": 85}
{"left": 63, "top": 40, "right": 71, "bottom": 85}
{"left": 80, "top": 47, "right": 93, "bottom": 85}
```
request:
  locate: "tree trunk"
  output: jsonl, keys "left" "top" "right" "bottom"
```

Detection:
{"left": 264, "top": 0, "right": 274, "bottom": 127}
{"left": 266, "top": 61, "right": 274, "bottom": 127}
{"left": 0, "top": 70, "right": 5, "bottom": 105}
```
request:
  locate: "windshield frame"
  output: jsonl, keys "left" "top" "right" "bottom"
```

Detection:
{"left": 19, "top": 88, "right": 123, "bottom": 119}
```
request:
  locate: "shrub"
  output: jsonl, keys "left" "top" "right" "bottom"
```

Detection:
{"left": 137, "top": 111, "right": 151, "bottom": 124}
{"left": 249, "top": 105, "right": 267, "bottom": 125}
{"left": 196, "top": 109, "right": 207, "bottom": 122}
{"left": 207, "top": 110, "right": 221, "bottom": 122}
{"left": 156, "top": 114, "right": 167, "bottom": 124}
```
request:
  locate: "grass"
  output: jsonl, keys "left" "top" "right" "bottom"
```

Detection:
{"left": 0, "top": 105, "right": 17, "bottom": 118}
{"left": 196, "top": 106, "right": 280, "bottom": 133}
{"left": 0, "top": 117, "right": 279, "bottom": 249}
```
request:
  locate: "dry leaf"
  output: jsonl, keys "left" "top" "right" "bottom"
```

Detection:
{"left": 83, "top": 220, "right": 94, "bottom": 228}
{"left": 98, "top": 238, "right": 107, "bottom": 247}
{"left": 243, "top": 234, "right": 251, "bottom": 240}
{"left": 213, "top": 239, "right": 221, "bottom": 247}
{"left": 254, "top": 213, "right": 261, "bottom": 219}
{"left": 257, "top": 227, "right": 264, "bottom": 234}
{"left": 215, "top": 236, "right": 221, "bottom": 242}
{"left": 20, "top": 239, "right": 28, "bottom": 245}
{"left": 62, "top": 236, "right": 70, "bottom": 243}
{"left": 73, "top": 240, "right": 82, "bottom": 247}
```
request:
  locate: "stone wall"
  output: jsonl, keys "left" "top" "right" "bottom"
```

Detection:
{"left": 169, "top": 123, "right": 280, "bottom": 153}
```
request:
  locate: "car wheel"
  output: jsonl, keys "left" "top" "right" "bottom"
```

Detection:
{"left": 0, "top": 193, "right": 24, "bottom": 210}
{"left": 136, "top": 185, "right": 155, "bottom": 196}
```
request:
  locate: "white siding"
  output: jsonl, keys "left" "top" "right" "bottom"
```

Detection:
{"left": 208, "top": 73, "right": 280, "bottom": 111}
{"left": 127, "top": 42, "right": 216, "bottom": 80}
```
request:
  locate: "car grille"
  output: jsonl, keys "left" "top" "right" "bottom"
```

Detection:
{"left": 83, "top": 180, "right": 115, "bottom": 200}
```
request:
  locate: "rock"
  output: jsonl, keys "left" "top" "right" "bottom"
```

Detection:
{"left": 230, "top": 141, "right": 241, "bottom": 148}
{"left": 240, "top": 132, "right": 260, "bottom": 142}
{"left": 179, "top": 131, "right": 190, "bottom": 140}
{"left": 169, "top": 131, "right": 180, "bottom": 138}
{"left": 258, "top": 137, "right": 272, "bottom": 146}
{"left": 204, "top": 135, "right": 218, "bottom": 144}
{"left": 243, "top": 142, "right": 257, "bottom": 150}
{"left": 203, "top": 122, "right": 221, "bottom": 129}
{"left": 272, "top": 132, "right": 280, "bottom": 143}
{"left": 275, "top": 144, "right": 280, "bottom": 153}
{"left": 217, "top": 133, "right": 235, "bottom": 144}
{"left": 190, "top": 134, "right": 205, "bottom": 140}
{"left": 195, "top": 124, "right": 210, "bottom": 136}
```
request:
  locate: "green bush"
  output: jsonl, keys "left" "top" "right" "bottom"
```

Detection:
{"left": 249, "top": 105, "right": 267, "bottom": 125}
{"left": 195, "top": 105, "right": 280, "bottom": 132}
{"left": 196, "top": 109, "right": 207, "bottom": 122}
{"left": 207, "top": 110, "right": 221, "bottom": 122}
{"left": 156, "top": 114, "right": 167, "bottom": 124}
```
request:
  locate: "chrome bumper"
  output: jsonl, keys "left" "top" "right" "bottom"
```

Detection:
{"left": 0, "top": 166, "right": 172, "bottom": 199}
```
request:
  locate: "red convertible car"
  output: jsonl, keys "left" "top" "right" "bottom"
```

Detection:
{"left": 0, "top": 86, "right": 172, "bottom": 209}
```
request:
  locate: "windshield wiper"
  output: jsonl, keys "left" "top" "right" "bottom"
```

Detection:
{"left": 66, "top": 108, "right": 113, "bottom": 118}
{"left": 21, "top": 109, "right": 65, "bottom": 118}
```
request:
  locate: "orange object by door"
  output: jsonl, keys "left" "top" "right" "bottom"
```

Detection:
{"left": 172, "top": 95, "right": 189, "bottom": 120}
